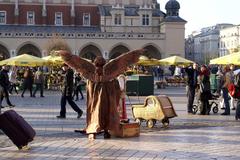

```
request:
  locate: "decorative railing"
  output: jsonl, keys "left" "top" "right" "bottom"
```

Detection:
{"left": 0, "top": 30, "right": 165, "bottom": 40}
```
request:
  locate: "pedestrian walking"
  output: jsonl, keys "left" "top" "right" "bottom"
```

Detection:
{"left": 8, "top": 66, "right": 18, "bottom": 95}
{"left": 72, "top": 72, "right": 84, "bottom": 101}
{"left": 56, "top": 64, "right": 83, "bottom": 119}
{"left": 216, "top": 66, "right": 224, "bottom": 95}
{"left": 33, "top": 67, "right": 44, "bottom": 97}
{"left": 0, "top": 65, "right": 15, "bottom": 108}
{"left": 157, "top": 66, "right": 164, "bottom": 81}
{"left": 0, "top": 85, "right": 4, "bottom": 113}
{"left": 21, "top": 67, "right": 34, "bottom": 97}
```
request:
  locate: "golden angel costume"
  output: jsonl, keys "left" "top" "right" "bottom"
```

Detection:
{"left": 59, "top": 49, "right": 144, "bottom": 139}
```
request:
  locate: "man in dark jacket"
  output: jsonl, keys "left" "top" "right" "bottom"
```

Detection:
{"left": 0, "top": 65, "right": 15, "bottom": 108}
{"left": 185, "top": 63, "right": 199, "bottom": 114}
{"left": 56, "top": 64, "right": 83, "bottom": 119}
{"left": 33, "top": 67, "right": 44, "bottom": 97}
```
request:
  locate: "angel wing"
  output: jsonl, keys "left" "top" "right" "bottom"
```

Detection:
{"left": 58, "top": 50, "right": 96, "bottom": 81}
{"left": 103, "top": 49, "right": 145, "bottom": 81}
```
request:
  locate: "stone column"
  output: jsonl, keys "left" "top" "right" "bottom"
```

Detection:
{"left": 42, "top": 0, "right": 47, "bottom": 25}
{"left": 71, "top": 0, "right": 75, "bottom": 26}
{"left": 14, "top": 0, "right": 19, "bottom": 24}
{"left": 42, "top": 50, "right": 47, "bottom": 57}
{"left": 10, "top": 50, "right": 16, "bottom": 57}
{"left": 103, "top": 51, "right": 109, "bottom": 59}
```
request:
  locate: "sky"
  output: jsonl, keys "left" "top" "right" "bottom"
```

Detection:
{"left": 158, "top": 0, "right": 240, "bottom": 36}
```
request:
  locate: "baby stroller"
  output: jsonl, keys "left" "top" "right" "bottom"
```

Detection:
{"left": 192, "top": 93, "right": 219, "bottom": 114}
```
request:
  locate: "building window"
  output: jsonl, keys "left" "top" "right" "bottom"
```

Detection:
{"left": 142, "top": 14, "right": 149, "bottom": 26}
{"left": 55, "top": 12, "right": 63, "bottom": 25}
{"left": 83, "top": 13, "right": 90, "bottom": 26}
{"left": 0, "top": 11, "right": 6, "bottom": 24}
{"left": 27, "top": 11, "right": 35, "bottom": 25}
{"left": 114, "top": 14, "right": 121, "bottom": 25}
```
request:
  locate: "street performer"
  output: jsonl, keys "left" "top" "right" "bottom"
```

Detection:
{"left": 58, "top": 49, "right": 145, "bottom": 140}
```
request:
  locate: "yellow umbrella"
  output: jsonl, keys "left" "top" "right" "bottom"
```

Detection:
{"left": 42, "top": 55, "right": 64, "bottom": 65}
{"left": 137, "top": 56, "right": 161, "bottom": 66}
{"left": 43, "top": 54, "right": 92, "bottom": 66}
{"left": 159, "top": 55, "right": 194, "bottom": 65}
{"left": 0, "top": 54, "right": 47, "bottom": 66}
{"left": 210, "top": 52, "right": 240, "bottom": 65}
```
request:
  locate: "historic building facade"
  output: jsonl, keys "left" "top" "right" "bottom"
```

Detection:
{"left": 0, "top": 0, "right": 186, "bottom": 61}
{"left": 219, "top": 25, "right": 240, "bottom": 57}
{"left": 185, "top": 24, "right": 233, "bottom": 64}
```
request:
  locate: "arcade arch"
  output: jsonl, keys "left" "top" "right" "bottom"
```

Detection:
{"left": 17, "top": 44, "right": 41, "bottom": 57}
{"left": 143, "top": 45, "right": 161, "bottom": 59}
{"left": 79, "top": 45, "right": 102, "bottom": 61}
{"left": 0, "top": 44, "right": 10, "bottom": 60}
{"left": 109, "top": 45, "right": 130, "bottom": 59}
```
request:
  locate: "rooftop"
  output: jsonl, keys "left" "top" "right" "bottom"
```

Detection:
{"left": 98, "top": 5, "right": 165, "bottom": 17}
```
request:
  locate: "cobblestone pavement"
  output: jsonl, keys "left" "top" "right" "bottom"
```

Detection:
{"left": 0, "top": 87, "right": 240, "bottom": 160}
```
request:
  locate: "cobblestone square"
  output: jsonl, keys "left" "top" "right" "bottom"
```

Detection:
{"left": 0, "top": 87, "right": 240, "bottom": 160}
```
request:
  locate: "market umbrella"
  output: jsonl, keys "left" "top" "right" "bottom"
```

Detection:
{"left": 158, "top": 55, "right": 194, "bottom": 65}
{"left": 209, "top": 55, "right": 228, "bottom": 65}
{"left": 43, "top": 54, "right": 92, "bottom": 66}
{"left": 210, "top": 52, "right": 240, "bottom": 65}
{"left": 42, "top": 55, "right": 64, "bottom": 65}
{"left": 137, "top": 55, "right": 162, "bottom": 66}
{"left": 0, "top": 54, "right": 48, "bottom": 66}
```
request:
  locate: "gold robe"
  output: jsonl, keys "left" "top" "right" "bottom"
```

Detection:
{"left": 86, "top": 79, "right": 121, "bottom": 134}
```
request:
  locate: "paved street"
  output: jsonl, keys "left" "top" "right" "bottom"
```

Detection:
{"left": 0, "top": 87, "right": 240, "bottom": 160}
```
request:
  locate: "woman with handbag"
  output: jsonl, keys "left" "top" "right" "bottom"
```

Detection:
{"left": 198, "top": 65, "right": 211, "bottom": 115}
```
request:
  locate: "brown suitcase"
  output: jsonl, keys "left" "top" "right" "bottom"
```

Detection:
{"left": 112, "top": 122, "right": 140, "bottom": 138}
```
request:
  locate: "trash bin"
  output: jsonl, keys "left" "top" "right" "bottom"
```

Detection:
{"left": 126, "top": 74, "right": 154, "bottom": 96}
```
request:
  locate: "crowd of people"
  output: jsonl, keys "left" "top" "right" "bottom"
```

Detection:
{"left": 133, "top": 63, "right": 240, "bottom": 118}
{"left": 132, "top": 62, "right": 240, "bottom": 118}
{"left": 0, "top": 65, "right": 86, "bottom": 112}
{"left": 0, "top": 58, "right": 239, "bottom": 142}
{"left": 185, "top": 63, "right": 240, "bottom": 118}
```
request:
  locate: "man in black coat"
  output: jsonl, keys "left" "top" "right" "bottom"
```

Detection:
{"left": 0, "top": 65, "right": 15, "bottom": 108}
{"left": 185, "top": 63, "right": 199, "bottom": 114}
{"left": 57, "top": 64, "right": 83, "bottom": 119}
